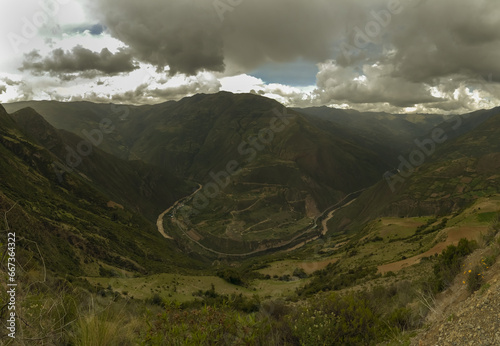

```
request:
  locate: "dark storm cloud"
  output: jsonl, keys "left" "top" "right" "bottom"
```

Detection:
{"left": 14, "top": 0, "right": 493, "bottom": 112}
{"left": 110, "top": 76, "right": 221, "bottom": 104}
{"left": 1, "top": 77, "right": 22, "bottom": 86}
{"left": 20, "top": 45, "right": 138, "bottom": 78}
{"left": 88, "top": 0, "right": 500, "bottom": 83}
{"left": 88, "top": 0, "right": 226, "bottom": 75}
{"left": 382, "top": 0, "right": 500, "bottom": 84}
{"left": 87, "top": 0, "right": 368, "bottom": 75}
{"left": 315, "top": 62, "right": 443, "bottom": 107}
{"left": 0, "top": 85, "right": 6, "bottom": 94}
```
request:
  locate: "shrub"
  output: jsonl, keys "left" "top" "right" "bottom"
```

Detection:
{"left": 230, "top": 293, "right": 261, "bottom": 313}
{"left": 480, "top": 225, "right": 499, "bottom": 246}
{"left": 298, "top": 264, "right": 378, "bottom": 296}
{"left": 287, "top": 292, "right": 382, "bottom": 345}
{"left": 278, "top": 274, "right": 291, "bottom": 281}
{"left": 292, "top": 267, "right": 308, "bottom": 279}
{"left": 388, "top": 307, "right": 415, "bottom": 331}
{"left": 149, "top": 293, "right": 164, "bottom": 307}
{"left": 260, "top": 299, "right": 289, "bottom": 319}
{"left": 482, "top": 255, "right": 496, "bottom": 268}
{"left": 431, "top": 238, "right": 477, "bottom": 292}
{"left": 99, "top": 266, "right": 118, "bottom": 277}
{"left": 140, "top": 305, "right": 280, "bottom": 345}
{"left": 384, "top": 271, "right": 396, "bottom": 277}
{"left": 216, "top": 268, "right": 243, "bottom": 286}
{"left": 466, "top": 265, "right": 483, "bottom": 293}
{"left": 71, "top": 303, "right": 139, "bottom": 346}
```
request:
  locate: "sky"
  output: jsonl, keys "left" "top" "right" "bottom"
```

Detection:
{"left": 0, "top": 0, "right": 499, "bottom": 114}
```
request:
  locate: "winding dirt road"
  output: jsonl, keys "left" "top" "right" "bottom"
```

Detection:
{"left": 161, "top": 187, "right": 367, "bottom": 257}
{"left": 156, "top": 184, "right": 202, "bottom": 240}
{"left": 316, "top": 188, "right": 367, "bottom": 235}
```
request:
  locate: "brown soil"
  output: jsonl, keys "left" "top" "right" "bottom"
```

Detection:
{"left": 378, "top": 226, "right": 487, "bottom": 274}
{"left": 107, "top": 200, "right": 124, "bottom": 209}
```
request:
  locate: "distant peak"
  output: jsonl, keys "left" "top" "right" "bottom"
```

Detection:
{"left": 13, "top": 106, "right": 44, "bottom": 118}
{"left": 11, "top": 106, "right": 55, "bottom": 130}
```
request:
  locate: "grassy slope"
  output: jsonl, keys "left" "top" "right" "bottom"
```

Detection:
{"left": 77, "top": 194, "right": 500, "bottom": 309}
{"left": 4, "top": 100, "right": 141, "bottom": 159}
{"left": 9, "top": 106, "right": 192, "bottom": 221}
{"left": 296, "top": 106, "right": 446, "bottom": 166}
{"left": 0, "top": 105, "right": 206, "bottom": 277}
{"left": 150, "top": 93, "right": 390, "bottom": 254}
{"left": 2, "top": 103, "right": 500, "bottom": 345}
{"left": 325, "top": 109, "right": 500, "bottom": 235}
{"left": 5, "top": 94, "right": 396, "bottom": 255}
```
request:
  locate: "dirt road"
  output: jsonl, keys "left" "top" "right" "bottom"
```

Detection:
{"left": 156, "top": 184, "right": 202, "bottom": 240}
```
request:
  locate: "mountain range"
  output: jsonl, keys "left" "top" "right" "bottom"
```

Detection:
{"left": 3, "top": 93, "right": 499, "bottom": 257}
{"left": 2, "top": 93, "right": 500, "bottom": 344}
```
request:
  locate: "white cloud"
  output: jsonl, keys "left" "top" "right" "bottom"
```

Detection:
{"left": 1, "top": 0, "right": 500, "bottom": 115}
{"left": 220, "top": 74, "right": 265, "bottom": 93}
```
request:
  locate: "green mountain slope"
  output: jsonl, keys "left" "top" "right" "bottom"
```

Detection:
{"left": 5, "top": 93, "right": 397, "bottom": 254}
{"left": 325, "top": 107, "right": 500, "bottom": 235}
{"left": 9, "top": 106, "right": 191, "bottom": 221}
{"left": 295, "top": 106, "right": 445, "bottom": 165}
{"left": 0, "top": 104, "right": 205, "bottom": 276}
{"left": 4, "top": 100, "right": 139, "bottom": 159}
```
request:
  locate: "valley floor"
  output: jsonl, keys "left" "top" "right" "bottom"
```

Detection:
{"left": 156, "top": 184, "right": 203, "bottom": 240}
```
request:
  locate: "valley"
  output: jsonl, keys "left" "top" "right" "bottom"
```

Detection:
{"left": 105, "top": 193, "right": 500, "bottom": 302}
{"left": 156, "top": 183, "right": 203, "bottom": 240}
{"left": 3, "top": 1, "right": 500, "bottom": 344}
{"left": 158, "top": 182, "right": 367, "bottom": 256}
{"left": 1, "top": 95, "right": 500, "bottom": 345}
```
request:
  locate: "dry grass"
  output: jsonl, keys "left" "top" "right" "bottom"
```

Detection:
{"left": 71, "top": 299, "right": 142, "bottom": 346}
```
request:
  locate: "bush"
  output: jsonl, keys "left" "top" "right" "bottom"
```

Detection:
{"left": 71, "top": 306, "right": 137, "bottom": 346}
{"left": 482, "top": 255, "right": 496, "bottom": 268}
{"left": 149, "top": 293, "right": 164, "bottom": 307}
{"left": 388, "top": 307, "right": 414, "bottom": 331}
{"left": 141, "top": 305, "right": 282, "bottom": 345}
{"left": 384, "top": 271, "right": 396, "bottom": 277}
{"left": 431, "top": 238, "right": 477, "bottom": 292}
{"left": 466, "top": 265, "right": 483, "bottom": 293}
{"left": 278, "top": 274, "right": 291, "bottom": 281}
{"left": 292, "top": 267, "right": 308, "bottom": 279}
{"left": 287, "top": 292, "right": 382, "bottom": 345}
{"left": 298, "top": 264, "right": 378, "bottom": 296}
{"left": 416, "top": 217, "right": 438, "bottom": 233}
{"left": 260, "top": 299, "right": 289, "bottom": 319}
{"left": 480, "top": 226, "right": 499, "bottom": 246}
{"left": 99, "top": 266, "right": 118, "bottom": 277}
{"left": 216, "top": 268, "right": 243, "bottom": 286}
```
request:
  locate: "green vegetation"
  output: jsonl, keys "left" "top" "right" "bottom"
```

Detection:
{"left": 5, "top": 94, "right": 394, "bottom": 255}
{"left": 416, "top": 218, "right": 448, "bottom": 235}
{"left": 2, "top": 98, "right": 500, "bottom": 344}
{"left": 134, "top": 279, "right": 426, "bottom": 345}
{"left": 466, "top": 265, "right": 484, "bottom": 293}
{"left": 0, "top": 106, "right": 205, "bottom": 278}
{"left": 429, "top": 238, "right": 477, "bottom": 293}
{"left": 298, "top": 262, "right": 379, "bottom": 296}
{"left": 216, "top": 268, "right": 245, "bottom": 286}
